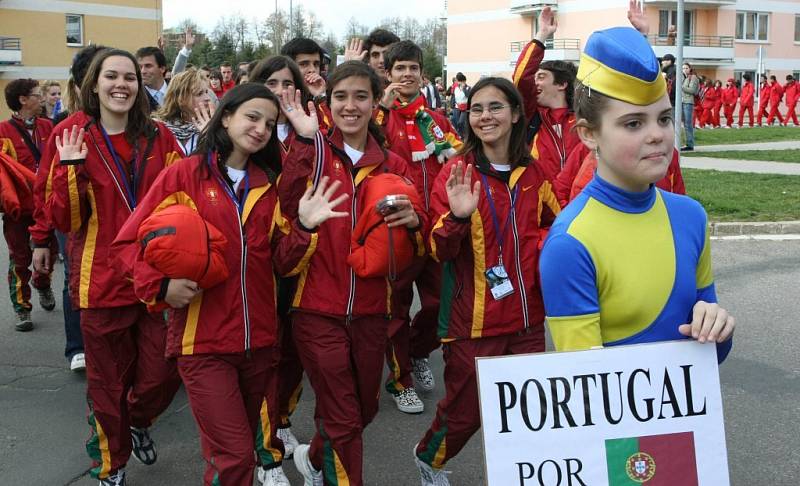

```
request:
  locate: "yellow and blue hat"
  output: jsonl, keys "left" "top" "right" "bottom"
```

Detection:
{"left": 577, "top": 27, "right": 666, "bottom": 106}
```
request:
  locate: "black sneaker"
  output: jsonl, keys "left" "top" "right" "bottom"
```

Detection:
{"left": 14, "top": 309, "right": 32, "bottom": 332}
{"left": 130, "top": 427, "right": 157, "bottom": 465}
{"left": 99, "top": 469, "right": 126, "bottom": 486}
{"left": 680, "top": 146, "right": 694, "bottom": 152}
{"left": 38, "top": 288, "right": 56, "bottom": 311}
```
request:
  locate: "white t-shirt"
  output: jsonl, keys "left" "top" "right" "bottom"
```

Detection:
{"left": 491, "top": 163, "right": 511, "bottom": 172}
{"left": 277, "top": 123, "right": 290, "bottom": 143}
{"left": 344, "top": 143, "right": 364, "bottom": 165}
{"left": 226, "top": 166, "right": 247, "bottom": 193}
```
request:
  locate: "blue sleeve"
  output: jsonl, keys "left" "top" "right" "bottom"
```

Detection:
{"left": 540, "top": 232, "right": 599, "bottom": 317}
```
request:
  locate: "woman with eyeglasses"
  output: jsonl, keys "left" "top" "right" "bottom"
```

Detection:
{"left": 412, "top": 77, "right": 560, "bottom": 486}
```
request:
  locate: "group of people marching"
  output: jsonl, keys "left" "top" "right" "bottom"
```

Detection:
{"left": 1, "top": 3, "right": 736, "bottom": 486}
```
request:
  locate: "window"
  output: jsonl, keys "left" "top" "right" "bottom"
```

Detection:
{"left": 736, "top": 12, "right": 769, "bottom": 41}
{"left": 658, "top": 10, "right": 693, "bottom": 40}
{"left": 66, "top": 14, "right": 83, "bottom": 46}
{"left": 795, "top": 15, "right": 800, "bottom": 42}
{"left": 734, "top": 70, "right": 756, "bottom": 88}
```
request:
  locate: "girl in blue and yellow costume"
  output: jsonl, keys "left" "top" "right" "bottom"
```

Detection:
{"left": 539, "top": 26, "right": 735, "bottom": 361}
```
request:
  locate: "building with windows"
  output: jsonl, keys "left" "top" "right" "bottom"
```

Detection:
{"left": 447, "top": 0, "right": 800, "bottom": 90}
{"left": 0, "top": 0, "right": 163, "bottom": 119}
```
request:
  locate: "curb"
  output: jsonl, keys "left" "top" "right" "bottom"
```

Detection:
{"left": 709, "top": 221, "right": 800, "bottom": 236}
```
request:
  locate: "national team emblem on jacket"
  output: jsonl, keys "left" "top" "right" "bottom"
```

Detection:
{"left": 333, "top": 160, "right": 343, "bottom": 175}
{"left": 205, "top": 186, "right": 219, "bottom": 204}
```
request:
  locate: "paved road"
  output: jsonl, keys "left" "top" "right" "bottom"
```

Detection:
{"left": 680, "top": 156, "right": 800, "bottom": 175}
{"left": 694, "top": 140, "right": 800, "bottom": 152}
{"left": 1, "top": 239, "right": 799, "bottom": 485}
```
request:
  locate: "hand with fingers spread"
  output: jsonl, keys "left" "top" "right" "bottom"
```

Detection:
{"left": 382, "top": 195, "right": 421, "bottom": 229}
{"left": 298, "top": 176, "right": 350, "bottom": 229}
{"left": 184, "top": 28, "right": 196, "bottom": 50}
{"left": 446, "top": 161, "right": 481, "bottom": 219}
{"left": 534, "top": 6, "right": 558, "bottom": 44}
{"left": 165, "top": 278, "right": 200, "bottom": 309}
{"left": 380, "top": 82, "right": 405, "bottom": 109}
{"left": 55, "top": 125, "right": 88, "bottom": 162}
{"left": 627, "top": 0, "right": 649, "bottom": 35}
{"left": 678, "top": 301, "right": 735, "bottom": 344}
{"left": 193, "top": 103, "right": 215, "bottom": 132}
{"left": 280, "top": 88, "right": 319, "bottom": 138}
{"left": 157, "top": 35, "right": 165, "bottom": 52}
{"left": 305, "top": 72, "right": 326, "bottom": 97}
{"left": 344, "top": 38, "right": 367, "bottom": 62}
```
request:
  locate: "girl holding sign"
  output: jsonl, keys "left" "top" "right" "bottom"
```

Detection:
{"left": 413, "top": 77, "right": 561, "bottom": 485}
{"left": 539, "top": 27, "right": 735, "bottom": 359}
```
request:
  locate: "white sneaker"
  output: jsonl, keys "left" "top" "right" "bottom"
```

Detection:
{"left": 257, "top": 465, "right": 291, "bottom": 486}
{"left": 278, "top": 426, "right": 299, "bottom": 459}
{"left": 70, "top": 353, "right": 86, "bottom": 372}
{"left": 411, "top": 358, "right": 435, "bottom": 391}
{"left": 393, "top": 387, "right": 424, "bottom": 414}
{"left": 98, "top": 468, "right": 126, "bottom": 485}
{"left": 414, "top": 447, "right": 450, "bottom": 486}
{"left": 293, "top": 444, "right": 323, "bottom": 486}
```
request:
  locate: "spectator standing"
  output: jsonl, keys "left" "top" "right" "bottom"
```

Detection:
{"left": 680, "top": 63, "right": 699, "bottom": 151}
{"left": 136, "top": 46, "right": 169, "bottom": 112}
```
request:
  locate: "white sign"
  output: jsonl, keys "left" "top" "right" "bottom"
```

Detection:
{"left": 476, "top": 340, "right": 729, "bottom": 486}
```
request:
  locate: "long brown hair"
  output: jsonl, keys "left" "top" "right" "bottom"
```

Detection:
{"left": 80, "top": 48, "right": 155, "bottom": 143}
{"left": 460, "top": 77, "right": 530, "bottom": 166}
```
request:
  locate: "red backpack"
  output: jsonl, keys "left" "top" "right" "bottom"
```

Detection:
{"left": 347, "top": 173, "right": 424, "bottom": 279}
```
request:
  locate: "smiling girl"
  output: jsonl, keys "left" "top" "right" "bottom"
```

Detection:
{"left": 155, "top": 67, "right": 213, "bottom": 155}
{"left": 278, "top": 61, "right": 425, "bottom": 486}
{"left": 113, "top": 83, "right": 347, "bottom": 486}
{"left": 46, "top": 48, "right": 184, "bottom": 485}
{"left": 539, "top": 28, "right": 734, "bottom": 361}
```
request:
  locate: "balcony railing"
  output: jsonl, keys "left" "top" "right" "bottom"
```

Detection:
{"left": 510, "top": 0, "right": 558, "bottom": 15}
{"left": 643, "top": 0, "right": 735, "bottom": 5}
{"left": 510, "top": 38, "right": 580, "bottom": 52}
{"left": 647, "top": 35, "right": 734, "bottom": 48}
{"left": 0, "top": 37, "right": 22, "bottom": 66}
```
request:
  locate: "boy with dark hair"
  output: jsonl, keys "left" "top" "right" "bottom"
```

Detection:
{"left": 135, "top": 46, "right": 168, "bottom": 111}
{"left": 784, "top": 74, "right": 798, "bottom": 126}
{"left": 280, "top": 37, "right": 326, "bottom": 99}
{"left": 219, "top": 62, "right": 235, "bottom": 94}
{"left": 766, "top": 74, "right": 785, "bottom": 126}
{"left": 375, "top": 40, "right": 462, "bottom": 415}
{"left": 757, "top": 74, "right": 770, "bottom": 126}
{"left": 738, "top": 73, "right": 755, "bottom": 128}
{"left": 364, "top": 28, "right": 400, "bottom": 80}
{"left": 0, "top": 79, "right": 58, "bottom": 331}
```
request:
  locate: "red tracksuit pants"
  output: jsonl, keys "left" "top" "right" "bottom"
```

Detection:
{"left": 785, "top": 102, "right": 799, "bottom": 126}
{"left": 3, "top": 214, "right": 57, "bottom": 312}
{"left": 293, "top": 311, "right": 389, "bottom": 486}
{"left": 415, "top": 328, "right": 545, "bottom": 469}
{"left": 767, "top": 101, "right": 785, "bottom": 125}
{"left": 739, "top": 104, "right": 754, "bottom": 127}
{"left": 723, "top": 104, "right": 736, "bottom": 127}
{"left": 277, "top": 314, "right": 304, "bottom": 427}
{"left": 82, "top": 304, "right": 181, "bottom": 479}
{"left": 179, "top": 347, "right": 277, "bottom": 486}
{"left": 757, "top": 100, "right": 769, "bottom": 125}
{"left": 386, "top": 257, "right": 441, "bottom": 394}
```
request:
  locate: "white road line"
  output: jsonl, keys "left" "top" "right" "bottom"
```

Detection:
{"left": 712, "top": 234, "right": 800, "bottom": 241}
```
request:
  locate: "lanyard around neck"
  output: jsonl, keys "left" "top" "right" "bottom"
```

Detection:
{"left": 208, "top": 152, "right": 250, "bottom": 217}
{"left": 99, "top": 125, "right": 139, "bottom": 209}
{"left": 480, "top": 173, "right": 519, "bottom": 261}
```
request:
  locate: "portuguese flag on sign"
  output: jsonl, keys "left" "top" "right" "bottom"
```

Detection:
{"left": 605, "top": 431, "right": 698, "bottom": 485}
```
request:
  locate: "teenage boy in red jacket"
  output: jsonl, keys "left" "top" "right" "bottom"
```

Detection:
{"left": 766, "top": 75, "right": 785, "bottom": 126}
{"left": 721, "top": 78, "right": 738, "bottom": 128}
{"left": 757, "top": 74, "right": 770, "bottom": 126}
{"left": 784, "top": 75, "right": 799, "bottom": 126}
{"left": 375, "top": 40, "right": 461, "bottom": 414}
{"left": 739, "top": 73, "right": 755, "bottom": 127}
{"left": 0, "top": 79, "right": 58, "bottom": 331}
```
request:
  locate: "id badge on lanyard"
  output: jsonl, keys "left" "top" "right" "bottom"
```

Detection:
{"left": 480, "top": 173, "right": 518, "bottom": 300}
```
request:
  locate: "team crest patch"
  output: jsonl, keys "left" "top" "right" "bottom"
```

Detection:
{"left": 626, "top": 452, "right": 656, "bottom": 482}
{"left": 205, "top": 186, "right": 219, "bottom": 204}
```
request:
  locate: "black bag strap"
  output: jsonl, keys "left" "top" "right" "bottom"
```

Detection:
{"left": 8, "top": 119, "right": 41, "bottom": 162}
{"left": 141, "top": 227, "right": 177, "bottom": 248}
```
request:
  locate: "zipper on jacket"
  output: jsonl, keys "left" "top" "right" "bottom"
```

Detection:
{"left": 507, "top": 186, "right": 529, "bottom": 329}
{"left": 235, "top": 206, "right": 251, "bottom": 353}
{"left": 421, "top": 160, "right": 430, "bottom": 211}
{"left": 345, "top": 173, "right": 357, "bottom": 322}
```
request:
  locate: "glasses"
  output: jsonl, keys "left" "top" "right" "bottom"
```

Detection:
{"left": 27, "top": 92, "right": 43, "bottom": 98}
{"left": 468, "top": 103, "right": 510, "bottom": 117}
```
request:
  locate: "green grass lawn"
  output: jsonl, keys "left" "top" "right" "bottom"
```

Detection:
{"left": 683, "top": 149, "right": 800, "bottom": 163}
{"left": 692, "top": 126, "right": 800, "bottom": 146}
{"left": 683, "top": 169, "right": 800, "bottom": 221}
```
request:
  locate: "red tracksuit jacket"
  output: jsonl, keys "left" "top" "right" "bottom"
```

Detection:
{"left": 722, "top": 86, "right": 738, "bottom": 106}
{"left": 770, "top": 83, "right": 785, "bottom": 106}
{"left": 513, "top": 41, "right": 582, "bottom": 177}
{"left": 0, "top": 116, "right": 52, "bottom": 219}
{"left": 740, "top": 82, "right": 754, "bottom": 107}
{"left": 429, "top": 152, "right": 560, "bottom": 341}
{"left": 785, "top": 81, "right": 799, "bottom": 106}
{"left": 702, "top": 86, "right": 718, "bottom": 110}
{"left": 278, "top": 128, "right": 427, "bottom": 318}
{"left": 374, "top": 106, "right": 461, "bottom": 211}
{"left": 112, "top": 154, "right": 317, "bottom": 357}
{"left": 46, "top": 112, "right": 183, "bottom": 309}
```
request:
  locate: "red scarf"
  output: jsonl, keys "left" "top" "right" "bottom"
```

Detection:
{"left": 392, "top": 95, "right": 455, "bottom": 162}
